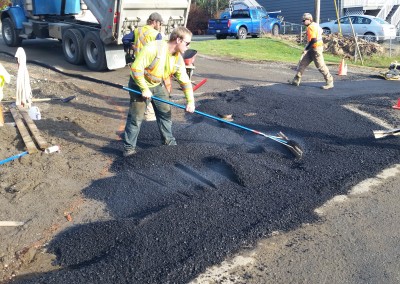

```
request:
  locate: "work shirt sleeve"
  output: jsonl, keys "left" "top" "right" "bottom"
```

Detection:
{"left": 130, "top": 44, "right": 158, "bottom": 93}
{"left": 173, "top": 55, "right": 194, "bottom": 104}
{"left": 305, "top": 38, "right": 317, "bottom": 50}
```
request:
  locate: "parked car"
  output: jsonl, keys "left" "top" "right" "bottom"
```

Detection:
{"left": 320, "top": 15, "right": 396, "bottom": 42}
{"left": 207, "top": 7, "right": 282, "bottom": 39}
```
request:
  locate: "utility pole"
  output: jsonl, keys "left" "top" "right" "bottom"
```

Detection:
{"left": 315, "top": 0, "right": 320, "bottom": 24}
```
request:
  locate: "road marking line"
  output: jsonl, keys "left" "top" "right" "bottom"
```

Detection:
{"left": 349, "top": 164, "right": 400, "bottom": 195}
{"left": 342, "top": 104, "right": 394, "bottom": 129}
{"left": 315, "top": 164, "right": 400, "bottom": 215}
{"left": 189, "top": 255, "right": 256, "bottom": 284}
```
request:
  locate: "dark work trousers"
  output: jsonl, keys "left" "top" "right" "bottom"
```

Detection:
{"left": 123, "top": 76, "right": 176, "bottom": 151}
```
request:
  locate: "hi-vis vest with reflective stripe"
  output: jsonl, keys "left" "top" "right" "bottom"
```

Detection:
{"left": 130, "top": 40, "right": 194, "bottom": 103}
{"left": 133, "top": 25, "right": 160, "bottom": 57}
{"left": 307, "top": 22, "right": 323, "bottom": 48}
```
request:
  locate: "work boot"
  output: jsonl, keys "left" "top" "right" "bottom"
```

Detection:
{"left": 288, "top": 76, "right": 301, "bottom": 86}
{"left": 321, "top": 79, "right": 334, "bottom": 90}
{"left": 164, "top": 139, "right": 177, "bottom": 146}
{"left": 123, "top": 148, "right": 136, "bottom": 157}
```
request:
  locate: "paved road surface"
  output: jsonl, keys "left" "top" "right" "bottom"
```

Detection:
{"left": 1, "top": 34, "right": 400, "bottom": 283}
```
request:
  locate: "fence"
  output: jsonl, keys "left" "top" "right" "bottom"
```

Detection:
{"left": 277, "top": 21, "right": 400, "bottom": 59}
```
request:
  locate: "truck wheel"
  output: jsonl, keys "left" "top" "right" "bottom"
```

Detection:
{"left": 83, "top": 31, "right": 107, "bottom": 71}
{"left": 62, "top": 29, "right": 84, "bottom": 65}
{"left": 2, "top": 17, "right": 22, "bottom": 47}
{"left": 236, "top": 27, "right": 247, "bottom": 40}
{"left": 272, "top": 24, "right": 280, "bottom": 36}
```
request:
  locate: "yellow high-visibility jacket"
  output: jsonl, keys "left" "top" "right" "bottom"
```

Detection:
{"left": 0, "top": 63, "right": 10, "bottom": 100}
{"left": 133, "top": 25, "right": 161, "bottom": 58}
{"left": 130, "top": 40, "right": 194, "bottom": 104}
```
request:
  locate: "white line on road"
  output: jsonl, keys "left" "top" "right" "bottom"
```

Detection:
{"left": 343, "top": 104, "right": 395, "bottom": 130}
{"left": 315, "top": 164, "right": 400, "bottom": 215}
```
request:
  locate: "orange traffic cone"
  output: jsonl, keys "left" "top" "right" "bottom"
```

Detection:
{"left": 338, "top": 58, "right": 347, "bottom": 76}
{"left": 393, "top": 98, "right": 400, "bottom": 110}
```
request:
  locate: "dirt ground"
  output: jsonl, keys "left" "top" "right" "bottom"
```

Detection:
{"left": 0, "top": 53, "right": 137, "bottom": 281}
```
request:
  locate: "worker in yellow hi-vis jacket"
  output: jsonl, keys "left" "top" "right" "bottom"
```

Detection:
{"left": 133, "top": 12, "right": 164, "bottom": 121}
{"left": 122, "top": 26, "right": 195, "bottom": 157}
{"left": 133, "top": 12, "right": 163, "bottom": 58}
{"left": 0, "top": 63, "right": 11, "bottom": 102}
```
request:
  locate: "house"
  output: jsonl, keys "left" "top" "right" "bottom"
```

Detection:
{"left": 260, "top": 0, "right": 400, "bottom": 27}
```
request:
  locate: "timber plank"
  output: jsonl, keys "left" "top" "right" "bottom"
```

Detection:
{"left": 17, "top": 106, "right": 49, "bottom": 150}
{"left": 10, "top": 107, "right": 38, "bottom": 154}
{"left": 0, "top": 103, "right": 4, "bottom": 126}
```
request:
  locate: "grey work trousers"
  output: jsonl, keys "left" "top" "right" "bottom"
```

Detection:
{"left": 296, "top": 47, "right": 332, "bottom": 82}
{"left": 123, "top": 77, "right": 176, "bottom": 151}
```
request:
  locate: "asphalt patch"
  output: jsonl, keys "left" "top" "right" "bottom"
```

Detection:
{"left": 14, "top": 85, "right": 400, "bottom": 283}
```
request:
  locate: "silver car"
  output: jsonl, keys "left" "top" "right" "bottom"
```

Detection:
{"left": 320, "top": 15, "right": 397, "bottom": 42}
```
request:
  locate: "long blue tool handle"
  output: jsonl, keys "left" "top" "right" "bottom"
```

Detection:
{"left": 0, "top": 151, "right": 29, "bottom": 166}
{"left": 122, "top": 86, "right": 289, "bottom": 145}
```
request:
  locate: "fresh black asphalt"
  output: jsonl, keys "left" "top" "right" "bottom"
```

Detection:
{"left": 14, "top": 82, "right": 400, "bottom": 283}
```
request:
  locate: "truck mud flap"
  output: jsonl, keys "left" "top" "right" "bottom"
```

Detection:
{"left": 104, "top": 45, "right": 126, "bottom": 70}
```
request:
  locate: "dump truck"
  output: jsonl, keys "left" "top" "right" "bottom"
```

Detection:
{"left": 1, "top": 0, "right": 191, "bottom": 71}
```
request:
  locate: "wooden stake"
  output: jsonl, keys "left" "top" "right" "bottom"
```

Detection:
{"left": 348, "top": 16, "right": 363, "bottom": 65}
{"left": 10, "top": 107, "right": 38, "bottom": 154}
{"left": 17, "top": 106, "right": 49, "bottom": 150}
{"left": 0, "top": 103, "right": 4, "bottom": 127}
{"left": 0, "top": 221, "right": 25, "bottom": 227}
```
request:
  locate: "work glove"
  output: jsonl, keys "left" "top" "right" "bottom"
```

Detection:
{"left": 142, "top": 89, "right": 152, "bottom": 99}
{"left": 186, "top": 102, "right": 195, "bottom": 113}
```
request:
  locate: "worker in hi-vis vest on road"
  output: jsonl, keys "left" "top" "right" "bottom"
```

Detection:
{"left": 133, "top": 12, "right": 164, "bottom": 121}
{"left": 289, "top": 13, "right": 334, "bottom": 89}
{"left": 122, "top": 27, "right": 195, "bottom": 157}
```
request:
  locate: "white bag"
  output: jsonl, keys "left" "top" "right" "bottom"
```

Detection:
{"left": 28, "top": 106, "right": 41, "bottom": 120}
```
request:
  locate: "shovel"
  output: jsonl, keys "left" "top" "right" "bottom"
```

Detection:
{"left": 1, "top": 95, "right": 76, "bottom": 103}
{"left": 373, "top": 127, "right": 400, "bottom": 139}
{"left": 296, "top": 51, "right": 306, "bottom": 71}
{"left": 123, "top": 86, "right": 304, "bottom": 158}
{"left": 31, "top": 96, "right": 76, "bottom": 103}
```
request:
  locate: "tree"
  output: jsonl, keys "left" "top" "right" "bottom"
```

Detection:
{"left": 194, "top": 0, "right": 230, "bottom": 17}
{"left": 0, "top": 0, "right": 11, "bottom": 10}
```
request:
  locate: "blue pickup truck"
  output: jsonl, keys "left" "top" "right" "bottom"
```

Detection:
{"left": 208, "top": 7, "right": 283, "bottom": 39}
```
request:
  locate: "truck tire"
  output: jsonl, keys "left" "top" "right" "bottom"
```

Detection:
{"left": 2, "top": 17, "right": 22, "bottom": 47}
{"left": 236, "top": 27, "right": 247, "bottom": 40}
{"left": 83, "top": 31, "right": 107, "bottom": 71}
{"left": 62, "top": 29, "right": 84, "bottom": 65}
{"left": 272, "top": 24, "right": 280, "bottom": 36}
